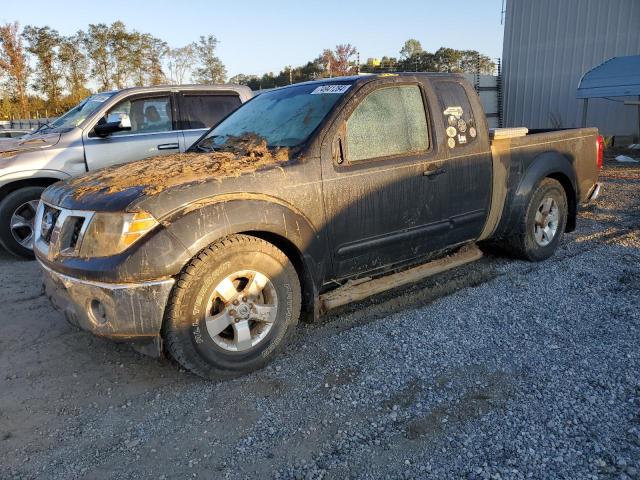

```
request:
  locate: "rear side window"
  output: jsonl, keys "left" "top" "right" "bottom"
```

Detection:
{"left": 345, "top": 85, "right": 429, "bottom": 162}
{"left": 434, "top": 81, "right": 478, "bottom": 149}
{"left": 180, "top": 94, "right": 241, "bottom": 130}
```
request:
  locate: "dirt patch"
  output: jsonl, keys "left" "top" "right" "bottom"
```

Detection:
{"left": 323, "top": 366, "right": 360, "bottom": 387}
{"left": 404, "top": 372, "right": 512, "bottom": 440}
{"left": 383, "top": 378, "right": 423, "bottom": 409}
{"left": 69, "top": 134, "right": 290, "bottom": 198}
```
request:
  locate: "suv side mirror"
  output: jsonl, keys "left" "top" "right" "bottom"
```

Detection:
{"left": 93, "top": 113, "right": 132, "bottom": 137}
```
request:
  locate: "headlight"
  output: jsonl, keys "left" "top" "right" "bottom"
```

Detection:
{"left": 79, "top": 211, "right": 158, "bottom": 257}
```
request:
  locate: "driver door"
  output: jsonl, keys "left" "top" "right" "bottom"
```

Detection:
{"left": 83, "top": 93, "right": 182, "bottom": 170}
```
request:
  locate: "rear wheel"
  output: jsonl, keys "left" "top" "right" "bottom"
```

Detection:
{"left": 0, "top": 187, "right": 45, "bottom": 259}
{"left": 163, "top": 234, "right": 301, "bottom": 379}
{"left": 506, "top": 178, "right": 567, "bottom": 261}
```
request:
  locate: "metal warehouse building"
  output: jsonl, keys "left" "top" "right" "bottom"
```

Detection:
{"left": 502, "top": 0, "right": 640, "bottom": 137}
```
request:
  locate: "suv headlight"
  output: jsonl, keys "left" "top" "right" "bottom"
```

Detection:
{"left": 79, "top": 211, "right": 158, "bottom": 257}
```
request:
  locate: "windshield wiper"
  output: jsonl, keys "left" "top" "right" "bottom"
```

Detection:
{"left": 194, "top": 143, "right": 217, "bottom": 153}
{"left": 34, "top": 122, "right": 52, "bottom": 133}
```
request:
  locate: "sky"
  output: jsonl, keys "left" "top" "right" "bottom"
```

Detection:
{"left": 1, "top": 0, "right": 505, "bottom": 78}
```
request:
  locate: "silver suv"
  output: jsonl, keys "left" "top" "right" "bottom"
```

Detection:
{"left": 0, "top": 84, "right": 252, "bottom": 258}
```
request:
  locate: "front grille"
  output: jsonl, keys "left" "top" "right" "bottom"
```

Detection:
{"left": 58, "top": 216, "right": 86, "bottom": 253}
{"left": 35, "top": 203, "right": 94, "bottom": 259}
{"left": 41, "top": 205, "right": 61, "bottom": 244}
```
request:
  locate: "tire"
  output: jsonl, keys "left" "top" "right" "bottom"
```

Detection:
{"left": 505, "top": 178, "right": 567, "bottom": 262}
{"left": 163, "top": 234, "right": 302, "bottom": 379}
{"left": 0, "top": 186, "right": 45, "bottom": 259}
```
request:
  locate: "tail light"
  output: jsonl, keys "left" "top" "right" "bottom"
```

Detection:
{"left": 596, "top": 135, "right": 604, "bottom": 170}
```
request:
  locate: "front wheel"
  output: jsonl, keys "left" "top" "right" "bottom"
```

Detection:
{"left": 506, "top": 178, "right": 568, "bottom": 261}
{"left": 163, "top": 234, "right": 302, "bottom": 379}
{"left": 0, "top": 186, "right": 45, "bottom": 259}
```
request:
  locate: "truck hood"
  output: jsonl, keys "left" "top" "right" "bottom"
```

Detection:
{"left": 0, "top": 132, "right": 62, "bottom": 156}
{"left": 41, "top": 141, "right": 291, "bottom": 214}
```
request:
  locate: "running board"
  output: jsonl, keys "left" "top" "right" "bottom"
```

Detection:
{"left": 319, "top": 244, "right": 483, "bottom": 312}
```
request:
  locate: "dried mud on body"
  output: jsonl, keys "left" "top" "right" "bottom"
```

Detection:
{"left": 69, "top": 134, "right": 290, "bottom": 198}
{"left": 0, "top": 158, "right": 639, "bottom": 479}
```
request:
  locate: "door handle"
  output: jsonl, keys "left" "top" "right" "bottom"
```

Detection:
{"left": 157, "top": 143, "right": 179, "bottom": 150}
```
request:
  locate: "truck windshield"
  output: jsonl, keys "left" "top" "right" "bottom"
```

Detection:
{"left": 36, "top": 93, "right": 115, "bottom": 134}
{"left": 197, "top": 82, "right": 352, "bottom": 149}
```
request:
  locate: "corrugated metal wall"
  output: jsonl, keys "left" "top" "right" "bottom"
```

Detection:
{"left": 502, "top": 0, "right": 640, "bottom": 136}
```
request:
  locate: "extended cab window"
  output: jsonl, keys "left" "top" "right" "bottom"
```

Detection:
{"left": 180, "top": 94, "right": 241, "bottom": 130}
{"left": 105, "top": 96, "right": 173, "bottom": 136}
{"left": 346, "top": 85, "right": 429, "bottom": 162}
{"left": 434, "top": 81, "right": 478, "bottom": 149}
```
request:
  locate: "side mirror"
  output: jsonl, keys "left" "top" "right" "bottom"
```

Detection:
{"left": 93, "top": 113, "right": 131, "bottom": 137}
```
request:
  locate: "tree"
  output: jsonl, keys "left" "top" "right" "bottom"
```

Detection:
{"left": 146, "top": 36, "right": 168, "bottom": 85}
{"left": 400, "top": 39, "right": 423, "bottom": 60}
{"left": 228, "top": 73, "right": 258, "bottom": 86}
{"left": 23, "top": 25, "right": 62, "bottom": 107}
{"left": 0, "top": 22, "right": 29, "bottom": 117}
{"left": 321, "top": 44, "right": 357, "bottom": 77}
{"left": 167, "top": 44, "right": 196, "bottom": 84}
{"left": 192, "top": 35, "right": 226, "bottom": 84}
{"left": 109, "top": 21, "right": 132, "bottom": 89}
{"left": 58, "top": 32, "right": 90, "bottom": 104}
{"left": 432, "top": 47, "right": 464, "bottom": 72}
{"left": 459, "top": 50, "right": 496, "bottom": 75}
{"left": 84, "top": 23, "right": 112, "bottom": 91}
{"left": 130, "top": 32, "right": 167, "bottom": 86}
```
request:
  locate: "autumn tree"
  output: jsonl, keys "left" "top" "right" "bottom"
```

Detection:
{"left": 322, "top": 44, "right": 357, "bottom": 77}
{"left": 192, "top": 35, "right": 226, "bottom": 84}
{"left": 0, "top": 22, "right": 29, "bottom": 117}
{"left": 23, "top": 25, "right": 62, "bottom": 107}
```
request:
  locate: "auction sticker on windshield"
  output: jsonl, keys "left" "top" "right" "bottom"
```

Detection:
{"left": 310, "top": 85, "right": 351, "bottom": 94}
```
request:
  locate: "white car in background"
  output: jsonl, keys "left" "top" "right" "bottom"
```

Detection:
{"left": 0, "top": 84, "right": 252, "bottom": 258}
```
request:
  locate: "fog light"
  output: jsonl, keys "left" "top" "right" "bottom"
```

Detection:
{"left": 89, "top": 299, "right": 108, "bottom": 325}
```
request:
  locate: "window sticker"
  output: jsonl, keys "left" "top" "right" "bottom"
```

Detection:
{"left": 435, "top": 81, "right": 477, "bottom": 149}
{"left": 310, "top": 84, "right": 351, "bottom": 95}
{"left": 443, "top": 106, "right": 463, "bottom": 118}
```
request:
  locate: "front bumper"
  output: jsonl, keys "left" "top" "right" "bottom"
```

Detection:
{"left": 39, "top": 260, "right": 175, "bottom": 347}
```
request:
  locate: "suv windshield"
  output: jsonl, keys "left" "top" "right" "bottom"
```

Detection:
{"left": 36, "top": 93, "right": 115, "bottom": 134}
{"left": 197, "top": 82, "right": 352, "bottom": 149}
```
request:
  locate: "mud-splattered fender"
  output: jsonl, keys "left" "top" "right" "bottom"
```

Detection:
{"left": 163, "top": 195, "right": 326, "bottom": 289}
{"left": 497, "top": 151, "right": 577, "bottom": 237}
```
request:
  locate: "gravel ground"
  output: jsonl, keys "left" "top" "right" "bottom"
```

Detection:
{"left": 1, "top": 157, "right": 639, "bottom": 479}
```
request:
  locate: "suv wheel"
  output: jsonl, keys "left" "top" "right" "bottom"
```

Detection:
{"left": 0, "top": 186, "right": 45, "bottom": 259}
{"left": 506, "top": 178, "right": 567, "bottom": 261}
{"left": 163, "top": 234, "right": 302, "bottom": 379}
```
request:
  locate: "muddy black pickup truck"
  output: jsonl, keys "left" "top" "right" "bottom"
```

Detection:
{"left": 34, "top": 73, "right": 603, "bottom": 378}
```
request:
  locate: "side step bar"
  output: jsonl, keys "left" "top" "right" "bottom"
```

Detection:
{"left": 319, "top": 244, "right": 483, "bottom": 312}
